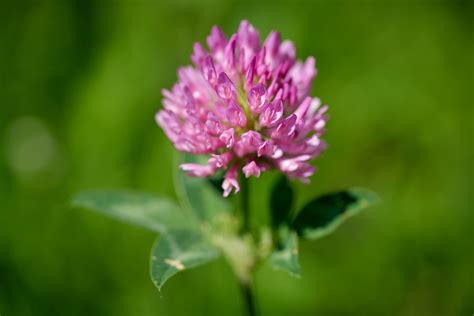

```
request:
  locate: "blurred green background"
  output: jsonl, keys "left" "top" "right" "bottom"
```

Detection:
{"left": 1, "top": 0, "right": 472, "bottom": 315}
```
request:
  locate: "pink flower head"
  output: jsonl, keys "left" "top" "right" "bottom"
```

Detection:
{"left": 157, "top": 21, "right": 328, "bottom": 196}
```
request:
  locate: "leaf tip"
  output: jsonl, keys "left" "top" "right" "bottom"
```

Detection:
{"left": 153, "top": 280, "right": 164, "bottom": 292}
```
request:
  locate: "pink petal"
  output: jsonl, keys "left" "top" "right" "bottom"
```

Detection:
{"left": 242, "top": 161, "right": 261, "bottom": 178}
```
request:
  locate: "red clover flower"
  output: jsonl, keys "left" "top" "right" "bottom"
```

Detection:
{"left": 156, "top": 21, "right": 329, "bottom": 196}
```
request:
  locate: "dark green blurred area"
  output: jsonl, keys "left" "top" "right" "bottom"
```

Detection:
{"left": 0, "top": 0, "right": 472, "bottom": 315}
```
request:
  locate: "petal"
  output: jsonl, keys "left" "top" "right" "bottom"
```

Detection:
{"left": 207, "top": 26, "right": 227, "bottom": 54}
{"left": 219, "top": 128, "right": 235, "bottom": 148}
{"left": 263, "top": 31, "right": 281, "bottom": 58}
{"left": 245, "top": 56, "right": 257, "bottom": 89}
{"left": 180, "top": 163, "right": 215, "bottom": 177}
{"left": 215, "top": 72, "right": 236, "bottom": 100}
{"left": 272, "top": 114, "right": 297, "bottom": 139}
{"left": 242, "top": 161, "right": 261, "bottom": 178}
{"left": 208, "top": 152, "right": 232, "bottom": 169}
{"left": 224, "top": 34, "right": 238, "bottom": 72}
{"left": 191, "top": 42, "right": 207, "bottom": 66}
{"left": 226, "top": 100, "right": 247, "bottom": 127}
{"left": 247, "top": 83, "right": 267, "bottom": 113}
{"left": 241, "top": 130, "right": 263, "bottom": 148}
{"left": 237, "top": 20, "right": 260, "bottom": 53}
{"left": 201, "top": 56, "right": 217, "bottom": 85}
{"left": 235, "top": 130, "right": 263, "bottom": 157}
{"left": 222, "top": 166, "right": 240, "bottom": 197}
{"left": 259, "top": 99, "right": 283, "bottom": 127}
{"left": 204, "top": 112, "right": 222, "bottom": 135}
{"left": 294, "top": 96, "right": 312, "bottom": 123}
{"left": 257, "top": 140, "right": 274, "bottom": 157}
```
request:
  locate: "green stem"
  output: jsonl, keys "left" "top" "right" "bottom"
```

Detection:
{"left": 237, "top": 175, "right": 257, "bottom": 316}
{"left": 240, "top": 175, "right": 250, "bottom": 232}
{"left": 239, "top": 280, "right": 257, "bottom": 316}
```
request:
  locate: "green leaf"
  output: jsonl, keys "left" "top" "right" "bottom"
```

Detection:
{"left": 174, "top": 153, "right": 231, "bottom": 222}
{"left": 292, "top": 188, "right": 378, "bottom": 240}
{"left": 72, "top": 190, "right": 194, "bottom": 233}
{"left": 150, "top": 229, "right": 220, "bottom": 290}
{"left": 270, "top": 229, "right": 300, "bottom": 277}
{"left": 270, "top": 176, "right": 294, "bottom": 229}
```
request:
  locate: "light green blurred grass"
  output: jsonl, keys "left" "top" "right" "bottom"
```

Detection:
{"left": 0, "top": 0, "right": 472, "bottom": 315}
